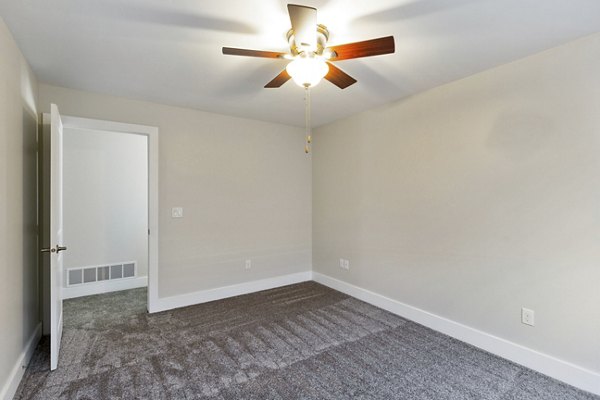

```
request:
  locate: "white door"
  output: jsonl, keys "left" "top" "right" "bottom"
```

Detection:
{"left": 43, "top": 103, "right": 66, "bottom": 370}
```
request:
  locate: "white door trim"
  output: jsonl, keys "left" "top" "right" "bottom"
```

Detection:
{"left": 60, "top": 116, "right": 160, "bottom": 313}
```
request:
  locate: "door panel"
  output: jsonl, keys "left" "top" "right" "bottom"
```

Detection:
{"left": 49, "top": 103, "right": 64, "bottom": 371}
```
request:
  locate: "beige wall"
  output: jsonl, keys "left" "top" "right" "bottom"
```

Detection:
{"left": 313, "top": 33, "right": 600, "bottom": 373}
{"left": 0, "top": 17, "right": 39, "bottom": 395}
{"left": 39, "top": 85, "right": 312, "bottom": 298}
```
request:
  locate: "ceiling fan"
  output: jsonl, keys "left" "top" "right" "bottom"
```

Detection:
{"left": 222, "top": 4, "right": 396, "bottom": 89}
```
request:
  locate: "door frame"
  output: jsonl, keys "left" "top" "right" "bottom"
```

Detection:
{"left": 60, "top": 115, "right": 160, "bottom": 313}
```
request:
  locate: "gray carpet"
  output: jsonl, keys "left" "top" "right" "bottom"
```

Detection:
{"left": 15, "top": 282, "right": 598, "bottom": 399}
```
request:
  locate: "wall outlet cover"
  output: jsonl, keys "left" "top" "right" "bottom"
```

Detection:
{"left": 245, "top": 259, "right": 252, "bottom": 269}
{"left": 522, "top": 307, "right": 535, "bottom": 326}
{"left": 171, "top": 207, "right": 183, "bottom": 218}
{"left": 339, "top": 258, "right": 350, "bottom": 270}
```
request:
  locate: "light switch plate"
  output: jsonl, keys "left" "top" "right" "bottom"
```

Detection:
{"left": 171, "top": 207, "right": 183, "bottom": 218}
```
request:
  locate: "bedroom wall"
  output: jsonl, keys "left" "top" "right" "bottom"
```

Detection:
{"left": 0, "top": 17, "right": 40, "bottom": 399}
{"left": 313, "top": 32, "right": 600, "bottom": 375}
{"left": 38, "top": 85, "right": 312, "bottom": 299}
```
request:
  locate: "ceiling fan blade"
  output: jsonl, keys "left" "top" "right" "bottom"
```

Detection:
{"left": 287, "top": 4, "right": 317, "bottom": 50}
{"left": 325, "top": 62, "right": 357, "bottom": 89}
{"left": 328, "top": 36, "right": 395, "bottom": 61}
{"left": 222, "top": 47, "right": 287, "bottom": 59}
{"left": 265, "top": 69, "right": 292, "bottom": 88}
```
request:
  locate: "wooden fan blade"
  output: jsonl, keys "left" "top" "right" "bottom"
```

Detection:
{"left": 328, "top": 36, "right": 395, "bottom": 61}
{"left": 325, "top": 62, "right": 357, "bottom": 89}
{"left": 222, "top": 47, "right": 287, "bottom": 59}
{"left": 288, "top": 4, "right": 317, "bottom": 50}
{"left": 265, "top": 69, "right": 292, "bottom": 88}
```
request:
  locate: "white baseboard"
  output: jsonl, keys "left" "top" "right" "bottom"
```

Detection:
{"left": 312, "top": 272, "right": 600, "bottom": 396}
{"left": 0, "top": 322, "right": 41, "bottom": 400}
{"left": 150, "top": 271, "right": 312, "bottom": 313}
{"left": 62, "top": 276, "right": 148, "bottom": 299}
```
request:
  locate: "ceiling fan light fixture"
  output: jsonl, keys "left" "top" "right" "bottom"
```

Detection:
{"left": 286, "top": 54, "right": 329, "bottom": 87}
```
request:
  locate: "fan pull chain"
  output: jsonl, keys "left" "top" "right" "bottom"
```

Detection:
{"left": 304, "top": 86, "right": 312, "bottom": 154}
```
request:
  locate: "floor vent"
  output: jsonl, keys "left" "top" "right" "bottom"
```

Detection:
{"left": 68, "top": 262, "right": 137, "bottom": 286}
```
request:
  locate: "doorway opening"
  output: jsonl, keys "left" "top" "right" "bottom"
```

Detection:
{"left": 62, "top": 127, "right": 149, "bottom": 300}
{"left": 40, "top": 111, "right": 159, "bottom": 370}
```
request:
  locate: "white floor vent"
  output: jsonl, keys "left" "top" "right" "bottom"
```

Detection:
{"left": 68, "top": 262, "right": 136, "bottom": 286}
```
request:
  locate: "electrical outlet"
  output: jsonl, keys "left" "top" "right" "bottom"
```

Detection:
{"left": 339, "top": 258, "right": 350, "bottom": 270}
{"left": 245, "top": 259, "right": 252, "bottom": 270}
{"left": 521, "top": 308, "right": 535, "bottom": 326}
{"left": 171, "top": 207, "right": 183, "bottom": 218}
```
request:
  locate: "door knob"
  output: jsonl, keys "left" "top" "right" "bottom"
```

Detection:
{"left": 41, "top": 245, "right": 67, "bottom": 254}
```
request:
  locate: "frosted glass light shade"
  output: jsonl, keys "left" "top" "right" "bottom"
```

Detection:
{"left": 286, "top": 56, "right": 329, "bottom": 87}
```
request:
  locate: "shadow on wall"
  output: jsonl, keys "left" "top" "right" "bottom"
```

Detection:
{"left": 487, "top": 110, "right": 556, "bottom": 161}
{"left": 22, "top": 107, "right": 39, "bottom": 343}
{"left": 68, "top": 1, "right": 257, "bottom": 34}
{"left": 353, "top": 0, "right": 480, "bottom": 24}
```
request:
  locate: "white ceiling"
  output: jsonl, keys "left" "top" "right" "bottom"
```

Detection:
{"left": 2, "top": 0, "right": 600, "bottom": 127}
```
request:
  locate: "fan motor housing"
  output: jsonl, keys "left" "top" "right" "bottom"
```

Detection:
{"left": 287, "top": 24, "right": 329, "bottom": 56}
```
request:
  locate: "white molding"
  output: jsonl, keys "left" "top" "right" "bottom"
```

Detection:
{"left": 312, "top": 272, "right": 600, "bottom": 396}
{"left": 61, "top": 116, "right": 158, "bottom": 136}
{"left": 62, "top": 276, "right": 148, "bottom": 299}
{"left": 150, "top": 271, "right": 312, "bottom": 313}
{"left": 0, "top": 323, "right": 41, "bottom": 400}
